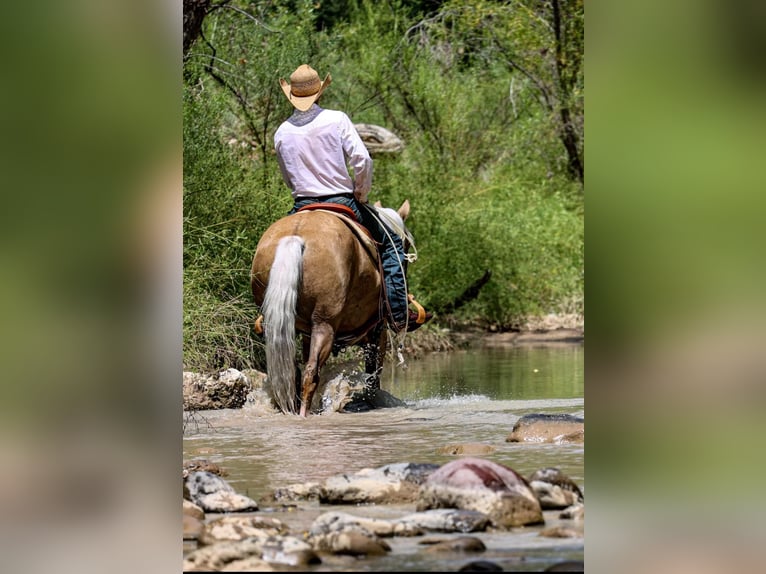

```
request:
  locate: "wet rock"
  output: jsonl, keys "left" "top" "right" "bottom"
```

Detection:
{"left": 185, "top": 470, "right": 259, "bottom": 513}
{"left": 183, "top": 368, "right": 252, "bottom": 411}
{"left": 438, "top": 443, "right": 497, "bottom": 456}
{"left": 559, "top": 502, "right": 584, "bottom": 521}
{"left": 539, "top": 526, "right": 581, "bottom": 538}
{"left": 397, "top": 508, "right": 490, "bottom": 533}
{"left": 183, "top": 539, "right": 266, "bottom": 571}
{"left": 417, "top": 457, "right": 544, "bottom": 528}
{"left": 183, "top": 499, "right": 205, "bottom": 521}
{"left": 183, "top": 535, "right": 319, "bottom": 570}
{"left": 260, "top": 544, "right": 321, "bottom": 567}
{"left": 311, "top": 511, "right": 423, "bottom": 537}
{"left": 183, "top": 514, "right": 204, "bottom": 541}
{"left": 200, "top": 516, "right": 289, "bottom": 545}
{"left": 421, "top": 536, "right": 487, "bottom": 553}
{"left": 321, "top": 462, "right": 440, "bottom": 504}
{"left": 527, "top": 468, "right": 584, "bottom": 509}
{"left": 184, "top": 459, "right": 228, "bottom": 477}
{"left": 545, "top": 559, "right": 585, "bottom": 571}
{"left": 269, "top": 481, "right": 323, "bottom": 502}
{"left": 459, "top": 559, "right": 504, "bottom": 571}
{"left": 310, "top": 530, "right": 391, "bottom": 556}
{"left": 219, "top": 556, "right": 274, "bottom": 571}
{"left": 505, "top": 413, "right": 584, "bottom": 444}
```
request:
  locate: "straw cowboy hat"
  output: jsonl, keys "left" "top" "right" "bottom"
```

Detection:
{"left": 279, "top": 64, "right": 332, "bottom": 111}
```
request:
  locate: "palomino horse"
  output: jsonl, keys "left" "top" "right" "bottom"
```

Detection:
{"left": 250, "top": 200, "right": 412, "bottom": 417}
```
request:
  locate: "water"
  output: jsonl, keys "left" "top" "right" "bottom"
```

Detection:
{"left": 183, "top": 343, "right": 584, "bottom": 571}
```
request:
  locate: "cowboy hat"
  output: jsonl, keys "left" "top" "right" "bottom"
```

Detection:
{"left": 279, "top": 64, "right": 332, "bottom": 111}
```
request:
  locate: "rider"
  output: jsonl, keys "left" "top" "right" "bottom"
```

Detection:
{"left": 274, "top": 64, "right": 432, "bottom": 333}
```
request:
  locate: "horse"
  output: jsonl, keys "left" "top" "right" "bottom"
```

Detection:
{"left": 250, "top": 199, "right": 412, "bottom": 417}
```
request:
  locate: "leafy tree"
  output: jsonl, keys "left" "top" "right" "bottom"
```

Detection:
{"left": 182, "top": 0, "right": 584, "bottom": 370}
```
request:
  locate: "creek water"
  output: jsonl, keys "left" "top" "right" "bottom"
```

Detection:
{"left": 183, "top": 342, "right": 584, "bottom": 571}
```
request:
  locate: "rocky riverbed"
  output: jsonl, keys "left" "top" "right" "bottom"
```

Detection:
{"left": 182, "top": 320, "right": 585, "bottom": 571}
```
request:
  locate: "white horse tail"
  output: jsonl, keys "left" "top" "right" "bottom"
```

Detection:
{"left": 262, "top": 235, "right": 304, "bottom": 414}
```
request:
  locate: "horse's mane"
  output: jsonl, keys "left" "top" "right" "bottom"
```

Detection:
{"left": 369, "top": 205, "right": 416, "bottom": 256}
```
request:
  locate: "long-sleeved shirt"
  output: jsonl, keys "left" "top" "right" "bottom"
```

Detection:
{"left": 274, "top": 105, "right": 373, "bottom": 203}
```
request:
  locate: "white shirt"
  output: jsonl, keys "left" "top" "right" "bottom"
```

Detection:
{"left": 274, "top": 106, "right": 373, "bottom": 203}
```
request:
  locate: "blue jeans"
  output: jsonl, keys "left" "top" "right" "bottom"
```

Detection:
{"left": 290, "top": 195, "right": 409, "bottom": 328}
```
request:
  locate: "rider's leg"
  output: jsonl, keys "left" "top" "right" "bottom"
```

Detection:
{"left": 356, "top": 206, "right": 433, "bottom": 332}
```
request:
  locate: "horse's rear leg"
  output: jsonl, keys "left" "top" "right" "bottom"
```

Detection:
{"left": 299, "top": 323, "right": 334, "bottom": 418}
{"left": 363, "top": 327, "right": 388, "bottom": 390}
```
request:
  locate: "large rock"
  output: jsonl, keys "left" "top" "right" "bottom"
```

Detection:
{"left": 505, "top": 413, "right": 584, "bottom": 444}
{"left": 310, "top": 511, "right": 423, "bottom": 538}
{"left": 200, "top": 516, "right": 289, "bottom": 546}
{"left": 183, "top": 368, "right": 252, "bottom": 410}
{"left": 355, "top": 123, "right": 404, "bottom": 154}
{"left": 416, "top": 458, "right": 544, "bottom": 528}
{"left": 185, "top": 470, "right": 259, "bottom": 513}
{"left": 320, "top": 462, "right": 440, "bottom": 504}
{"left": 183, "top": 535, "right": 319, "bottom": 571}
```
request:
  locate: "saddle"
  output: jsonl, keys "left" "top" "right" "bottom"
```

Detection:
{"left": 296, "top": 202, "right": 378, "bottom": 258}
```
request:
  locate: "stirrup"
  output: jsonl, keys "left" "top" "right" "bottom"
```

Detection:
{"left": 407, "top": 294, "right": 428, "bottom": 324}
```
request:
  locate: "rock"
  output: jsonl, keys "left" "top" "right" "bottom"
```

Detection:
{"left": 422, "top": 536, "right": 487, "bottom": 553}
{"left": 559, "top": 502, "right": 584, "bottom": 521}
{"left": 354, "top": 123, "right": 405, "bottom": 154}
{"left": 417, "top": 457, "right": 544, "bottom": 528}
{"left": 310, "top": 530, "right": 391, "bottom": 556}
{"left": 321, "top": 462, "right": 440, "bottom": 504}
{"left": 183, "top": 368, "right": 252, "bottom": 410}
{"left": 527, "top": 468, "right": 584, "bottom": 509}
{"left": 200, "top": 516, "right": 289, "bottom": 545}
{"left": 185, "top": 470, "right": 259, "bottom": 513}
{"left": 183, "top": 499, "right": 205, "bottom": 521}
{"left": 183, "top": 536, "right": 319, "bottom": 570}
{"left": 539, "top": 526, "right": 581, "bottom": 538}
{"left": 183, "top": 539, "right": 265, "bottom": 571}
{"left": 397, "top": 508, "right": 490, "bottom": 533}
{"left": 184, "top": 459, "right": 228, "bottom": 477}
{"left": 183, "top": 514, "right": 204, "bottom": 541}
{"left": 438, "top": 443, "right": 497, "bottom": 456}
{"left": 311, "top": 511, "right": 423, "bottom": 537}
{"left": 505, "top": 413, "right": 584, "bottom": 444}
{"left": 219, "top": 557, "right": 274, "bottom": 571}
{"left": 269, "top": 481, "right": 323, "bottom": 502}
{"left": 459, "top": 560, "right": 504, "bottom": 571}
{"left": 545, "top": 559, "right": 585, "bottom": 571}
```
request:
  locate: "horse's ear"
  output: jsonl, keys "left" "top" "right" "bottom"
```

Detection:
{"left": 398, "top": 199, "right": 410, "bottom": 221}
{"left": 374, "top": 200, "right": 382, "bottom": 208}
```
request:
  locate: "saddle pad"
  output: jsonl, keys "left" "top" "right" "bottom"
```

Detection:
{"left": 297, "top": 202, "right": 358, "bottom": 220}
{"left": 296, "top": 203, "right": 377, "bottom": 254}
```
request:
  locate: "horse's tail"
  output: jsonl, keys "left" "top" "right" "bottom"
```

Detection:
{"left": 262, "top": 235, "right": 304, "bottom": 414}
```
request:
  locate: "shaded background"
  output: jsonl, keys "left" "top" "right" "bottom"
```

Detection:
{"left": 0, "top": 0, "right": 763, "bottom": 573}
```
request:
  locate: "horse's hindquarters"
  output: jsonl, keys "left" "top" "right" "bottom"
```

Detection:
{"left": 251, "top": 210, "right": 385, "bottom": 416}
{"left": 252, "top": 212, "right": 382, "bottom": 334}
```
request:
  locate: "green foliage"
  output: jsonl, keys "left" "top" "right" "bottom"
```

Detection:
{"left": 183, "top": 0, "right": 584, "bottom": 370}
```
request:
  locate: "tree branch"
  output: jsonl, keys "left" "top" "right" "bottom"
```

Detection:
{"left": 433, "top": 270, "right": 492, "bottom": 315}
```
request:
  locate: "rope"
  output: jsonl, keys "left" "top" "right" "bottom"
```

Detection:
{"left": 360, "top": 202, "right": 417, "bottom": 337}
